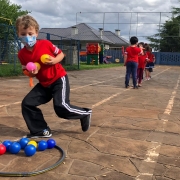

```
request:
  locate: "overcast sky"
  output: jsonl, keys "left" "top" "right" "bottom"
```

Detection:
{"left": 10, "top": 0, "right": 180, "bottom": 42}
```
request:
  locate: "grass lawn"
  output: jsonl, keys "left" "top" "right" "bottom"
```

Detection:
{"left": 79, "top": 62, "right": 123, "bottom": 69}
{"left": 0, "top": 63, "right": 23, "bottom": 77}
{"left": 0, "top": 62, "right": 123, "bottom": 77}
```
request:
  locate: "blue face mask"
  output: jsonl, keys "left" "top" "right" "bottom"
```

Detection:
{"left": 19, "top": 36, "right": 37, "bottom": 47}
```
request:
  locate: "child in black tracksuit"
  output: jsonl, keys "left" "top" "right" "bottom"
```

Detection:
{"left": 16, "top": 15, "right": 92, "bottom": 138}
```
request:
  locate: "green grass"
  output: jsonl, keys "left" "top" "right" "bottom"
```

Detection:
{"left": 78, "top": 62, "right": 123, "bottom": 69}
{"left": 0, "top": 62, "right": 123, "bottom": 77}
{"left": 0, "top": 63, "right": 23, "bottom": 77}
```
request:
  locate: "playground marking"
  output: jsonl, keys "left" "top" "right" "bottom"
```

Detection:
{"left": 71, "top": 76, "right": 123, "bottom": 91}
{"left": 135, "top": 73, "right": 180, "bottom": 180}
{"left": 152, "top": 67, "right": 171, "bottom": 77}
{"left": 0, "top": 76, "right": 123, "bottom": 108}
{"left": 0, "top": 67, "right": 171, "bottom": 109}
{"left": 0, "top": 101, "right": 21, "bottom": 108}
{"left": 92, "top": 67, "right": 171, "bottom": 109}
{"left": 92, "top": 89, "right": 129, "bottom": 108}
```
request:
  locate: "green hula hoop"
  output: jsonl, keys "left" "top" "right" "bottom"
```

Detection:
{"left": 0, "top": 145, "right": 65, "bottom": 177}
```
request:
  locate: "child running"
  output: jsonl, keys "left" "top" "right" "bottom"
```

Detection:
{"left": 15, "top": 15, "right": 92, "bottom": 138}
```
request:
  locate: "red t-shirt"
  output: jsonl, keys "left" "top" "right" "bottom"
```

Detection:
{"left": 125, "top": 46, "right": 141, "bottom": 63}
{"left": 18, "top": 40, "right": 66, "bottom": 87}
{"left": 138, "top": 53, "right": 148, "bottom": 69}
{"left": 146, "top": 51, "right": 155, "bottom": 63}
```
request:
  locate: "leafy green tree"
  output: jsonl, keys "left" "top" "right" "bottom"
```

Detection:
{"left": 147, "top": 9, "right": 180, "bottom": 52}
{"left": 0, "top": 0, "right": 29, "bottom": 25}
{"left": 0, "top": 0, "right": 29, "bottom": 62}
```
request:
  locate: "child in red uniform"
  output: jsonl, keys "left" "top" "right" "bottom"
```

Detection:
{"left": 124, "top": 36, "right": 142, "bottom": 89}
{"left": 145, "top": 46, "right": 155, "bottom": 80}
{"left": 16, "top": 15, "right": 92, "bottom": 138}
{"left": 137, "top": 42, "right": 148, "bottom": 87}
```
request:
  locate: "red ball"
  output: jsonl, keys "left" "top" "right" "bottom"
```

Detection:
{"left": 0, "top": 144, "right": 6, "bottom": 155}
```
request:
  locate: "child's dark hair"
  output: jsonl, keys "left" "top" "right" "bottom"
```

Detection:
{"left": 145, "top": 44, "right": 151, "bottom": 51}
{"left": 138, "top": 42, "right": 144, "bottom": 47}
{"left": 144, "top": 43, "right": 149, "bottom": 50}
{"left": 130, "top": 36, "right": 138, "bottom": 45}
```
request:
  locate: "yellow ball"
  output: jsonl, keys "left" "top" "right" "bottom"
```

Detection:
{"left": 40, "top": 54, "right": 50, "bottom": 63}
{"left": 34, "top": 62, "right": 41, "bottom": 70}
{"left": 28, "top": 141, "right": 37, "bottom": 148}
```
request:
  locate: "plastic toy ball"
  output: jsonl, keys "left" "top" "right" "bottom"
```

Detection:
{"left": 40, "top": 54, "right": 50, "bottom": 63}
{"left": 26, "top": 62, "right": 36, "bottom": 71}
{"left": 2, "top": 140, "right": 12, "bottom": 152}
{"left": 28, "top": 140, "right": 37, "bottom": 148}
{"left": 38, "top": 140, "right": 48, "bottom": 151}
{"left": 47, "top": 139, "right": 56, "bottom": 149}
{"left": 24, "top": 144, "right": 36, "bottom": 156}
{"left": 9, "top": 142, "right": 21, "bottom": 154}
{"left": 34, "top": 62, "right": 41, "bottom": 70}
{"left": 19, "top": 138, "right": 30, "bottom": 149}
{"left": 0, "top": 144, "right": 6, "bottom": 155}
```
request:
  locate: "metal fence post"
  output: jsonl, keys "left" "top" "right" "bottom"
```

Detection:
{"left": 47, "top": 33, "right": 50, "bottom": 40}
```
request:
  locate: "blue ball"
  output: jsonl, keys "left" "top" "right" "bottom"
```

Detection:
{"left": 2, "top": 140, "right": 12, "bottom": 152}
{"left": 47, "top": 139, "right": 56, "bottom": 149}
{"left": 9, "top": 142, "right": 21, "bottom": 154}
{"left": 19, "top": 138, "right": 30, "bottom": 149}
{"left": 38, "top": 140, "right": 47, "bottom": 151}
{"left": 24, "top": 145, "right": 36, "bottom": 156}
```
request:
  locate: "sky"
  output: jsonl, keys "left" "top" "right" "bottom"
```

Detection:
{"left": 10, "top": 0, "right": 180, "bottom": 42}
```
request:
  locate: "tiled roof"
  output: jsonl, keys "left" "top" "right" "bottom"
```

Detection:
{"left": 38, "top": 23, "right": 129, "bottom": 46}
{"left": 103, "top": 31, "right": 129, "bottom": 45}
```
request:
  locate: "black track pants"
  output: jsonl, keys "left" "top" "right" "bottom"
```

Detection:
{"left": 21, "top": 75, "right": 92, "bottom": 134}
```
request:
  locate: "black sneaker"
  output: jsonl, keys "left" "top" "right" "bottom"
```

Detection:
{"left": 26, "top": 127, "right": 52, "bottom": 138}
{"left": 80, "top": 111, "right": 92, "bottom": 132}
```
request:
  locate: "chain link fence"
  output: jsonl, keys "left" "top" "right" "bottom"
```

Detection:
{"left": 1, "top": 11, "right": 180, "bottom": 76}
{"left": 75, "top": 12, "right": 180, "bottom": 50}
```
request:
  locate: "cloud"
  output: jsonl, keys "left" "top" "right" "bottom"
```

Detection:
{"left": 10, "top": 0, "right": 180, "bottom": 42}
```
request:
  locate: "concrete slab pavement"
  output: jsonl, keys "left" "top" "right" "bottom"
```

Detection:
{"left": 0, "top": 65, "right": 180, "bottom": 180}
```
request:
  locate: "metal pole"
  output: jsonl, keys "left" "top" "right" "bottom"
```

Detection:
{"left": 159, "top": 12, "right": 161, "bottom": 51}
{"left": 136, "top": 12, "right": 138, "bottom": 36}
{"left": 129, "top": 12, "right": 132, "bottom": 39}
{"left": 103, "top": 12, "right": 105, "bottom": 30}
{"left": 76, "top": 12, "right": 78, "bottom": 25}
{"left": 118, "top": 13, "right": 119, "bottom": 30}
{"left": 77, "top": 40, "right": 80, "bottom": 69}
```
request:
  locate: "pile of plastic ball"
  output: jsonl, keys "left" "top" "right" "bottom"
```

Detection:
{"left": 0, "top": 138, "right": 56, "bottom": 157}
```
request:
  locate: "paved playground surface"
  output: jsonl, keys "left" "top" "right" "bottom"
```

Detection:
{"left": 0, "top": 65, "right": 180, "bottom": 180}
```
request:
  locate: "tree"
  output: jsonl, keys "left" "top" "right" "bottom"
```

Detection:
{"left": 0, "top": 0, "right": 29, "bottom": 25}
{"left": 147, "top": 8, "right": 180, "bottom": 52}
{"left": 0, "top": 0, "right": 29, "bottom": 62}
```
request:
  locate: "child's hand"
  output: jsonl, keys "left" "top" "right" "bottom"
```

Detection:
{"left": 41, "top": 53, "right": 64, "bottom": 65}
{"left": 29, "top": 66, "right": 38, "bottom": 75}
{"left": 44, "top": 56, "right": 56, "bottom": 65}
